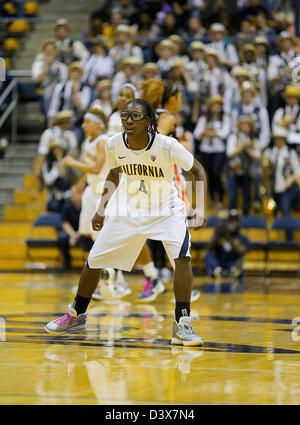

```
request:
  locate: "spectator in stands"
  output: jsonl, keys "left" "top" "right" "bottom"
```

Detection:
{"left": 117, "top": 0, "right": 139, "bottom": 25}
{"left": 107, "top": 83, "right": 136, "bottom": 137}
{"left": 233, "top": 80, "right": 270, "bottom": 210}
{"left": 192, "top": 50, "right": 233, "bottom": 116}
{"left": 35, "top": 111, "right": 78, "bottom": 179}
{"left": 234, "top": 20, "right": 256, "bottom": 44}
{"left": 168, "top": 35, "right": 189, "bottom": 64}
{"left": 90, "top": 79, "right": 113, "bottom": 118}
{"left": 239, "top": 43, "right": 268, "bottom": 106}
{"left": 155, "top": 39, "right": 177, "bottom": 79}
{"left": 272, "top": 85, "right": 300, "bottom": 157}
{"left": 235, "top": 20, "right": 257, "bottom": 50}
{"left": 201, "top": 0, "right": 239, "bottom": 30}
{"left": 272, "top": 0, "right": 295, "bottom": 32}
{"left": 230, "top": 66, "right": 252, "bottom": 110}
{"left": 254, "top": 10, "right": 277, "bottom": 53}
{"left": 109, "top": 24, "right": 144, "bottom": 68}
{"left": 268, "top": 31, "right": 298, "bottom": 116}
{"left": 41, "top": 140, "right": 76, "bottom": 212}
{"left": 254, "top": 35, "right": 271, "bottom": 70}
{"left": 101, "top": 7, "right": 124, "bottom": 47}
{"left": 58, "top": 185, "right": 82, "bottom": 270}
{"left": 47, "top": 62, "right": 91, "bottom": 137}
{"left": 140, "top": 62, "right": 161, "bottom": 81}
{"left": 111, "top": 57, "right": 142, "bottom": 104}
{"left": 81, "top": 36, "right": 114, "bottom": 88}
{"left": 158, "top": 12, "right": 180, "bottom": 38}
{"left": 53, "top": 19, "right": 89, "bottom": 66}
{"left": 237, "top": 0, "right": 272, "bottom": 22}
{"left": 185, "top": 16, "right": 206, "bottom": 45}
{"left": 204, "top": 209, "right": 250, "bottom": 282}
{"left": 184, "top": 41, "right": 206, "bottom": 97}
{"left": 263, "top": 126, "right": 300, "bottom": 216}
{"left": 188, "top": 0, "right": 206, "bottom": 15}
{"left": 232, "top": 80, "right": 270, "bottom": 150}
{"left": 91, "top": 0, "right": 114, "bottom": 24}
{"left": 144, "top": 0, "right": 169, "bottom": 22}
{"left": 167, "top": 60, "right": 192, "bottom": 117}
{"left": 133, "top": 10, "right": 160, "bottom": 63}
{"left": 83, "top": 11, "right": 103, "bottom": 43}
{"left": 194, "top": 95, "right": 231, "bottom": 209}
{"left": 206, "top": 23, "right": 239, "bottom": 71}
{"left": 169, "top": 0, "right": 191, "bottom": 30}
{"left": 226, "top": 116, "right": 261, "bottom": 215}
{"left": 32, "top": 39, "right": 68, "bottom": 125}
{"left": 272, "top": 85, "right": 300, "bottom": 144}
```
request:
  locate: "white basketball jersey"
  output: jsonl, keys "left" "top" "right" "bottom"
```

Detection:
{"left": 82, "top": 133, "right": 109, "bottom": 194}
{"left": 105, "top": 132, "right": 194, "bottom": 216}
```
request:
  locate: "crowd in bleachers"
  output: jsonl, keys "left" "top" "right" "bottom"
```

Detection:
{"left": 31, "top": 0, "right": 300, "bottom": 224}
{"left": 4, "top": 0, "right": 300, "bottom": 277}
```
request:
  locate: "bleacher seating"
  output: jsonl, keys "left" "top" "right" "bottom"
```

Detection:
{"left": 267, "top": 216, "right": 300, "bottom": 273}
{"left": 240, "top": 215, "right": 268, "bottom": 274}
{"left": 0, "top": 1, "right": 39, "bottom": 69}
{"left": 190, "top": 212, "right": 300, "bottom": 275}
{"left": 26, "top": 211, "right": 62, "bottom": 267}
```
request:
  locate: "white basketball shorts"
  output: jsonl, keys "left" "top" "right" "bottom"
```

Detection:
{"left": 87, "top": 214, "right": 191, "bottom": 271}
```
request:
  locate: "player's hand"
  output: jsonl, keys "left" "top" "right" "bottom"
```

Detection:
{"left": 91, "top": 212, "right": 105, "bottom": 231}
{"left": 189, "top": 210, "right": 207, "bottom": 230}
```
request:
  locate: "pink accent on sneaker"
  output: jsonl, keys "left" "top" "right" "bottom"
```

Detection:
{"left": 142, "top": 279, "right": 152, "bottom": 295}
{"left": 55, "top": 312, "right": 75, "bottom": 329}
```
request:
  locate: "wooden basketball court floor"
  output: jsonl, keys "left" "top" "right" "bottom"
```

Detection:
{"left": 0, "top": 271, "right": 300, "bottom": 405}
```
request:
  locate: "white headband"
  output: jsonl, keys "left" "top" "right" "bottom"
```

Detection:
{"left": 85, "top": 112, "right": 105, "bottom": 128}
{"left": 121, "top": 83, "right": 137, "bottom": 97}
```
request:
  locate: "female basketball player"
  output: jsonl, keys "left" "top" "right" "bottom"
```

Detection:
{"left": 46, "top": 99, "right": 207, "bottom": 346}
{"left": 109, "top": 83, "right": 164, "bottom": 302}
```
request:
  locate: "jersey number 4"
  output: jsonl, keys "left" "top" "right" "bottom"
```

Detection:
{"left": 139, "top": 180, "right": 148, "bottom": 194}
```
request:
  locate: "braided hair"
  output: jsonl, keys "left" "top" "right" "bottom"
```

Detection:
{"left": 126, "top": 98, "right": 158, "bottom": 135}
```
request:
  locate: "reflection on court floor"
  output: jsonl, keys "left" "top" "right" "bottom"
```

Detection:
{"left": 0, "top": 272, "right": 300, "bottom": 404}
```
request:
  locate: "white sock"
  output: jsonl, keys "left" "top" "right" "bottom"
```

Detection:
{"left": 142, "top": 262, "right": 158, "bottom": 280}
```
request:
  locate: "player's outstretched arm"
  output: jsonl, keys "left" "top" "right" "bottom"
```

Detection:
{"left": 61, "top": 139, "right": 106, "bottom": 175}
{"left": 186, "top": 158, "right": 207, "bottom": 230}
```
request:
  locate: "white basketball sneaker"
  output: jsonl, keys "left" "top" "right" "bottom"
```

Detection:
{"left": 100, "top": 268, "right": 117, "bottom": 301}
{"left": 115, "top": 270, "right": 132, "bottom": 299}
{"left": 45, "top": 305, "right": 87, "bottom": 334}
{"left": 171, "top": 316, "right": 203, "bottom": 346}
